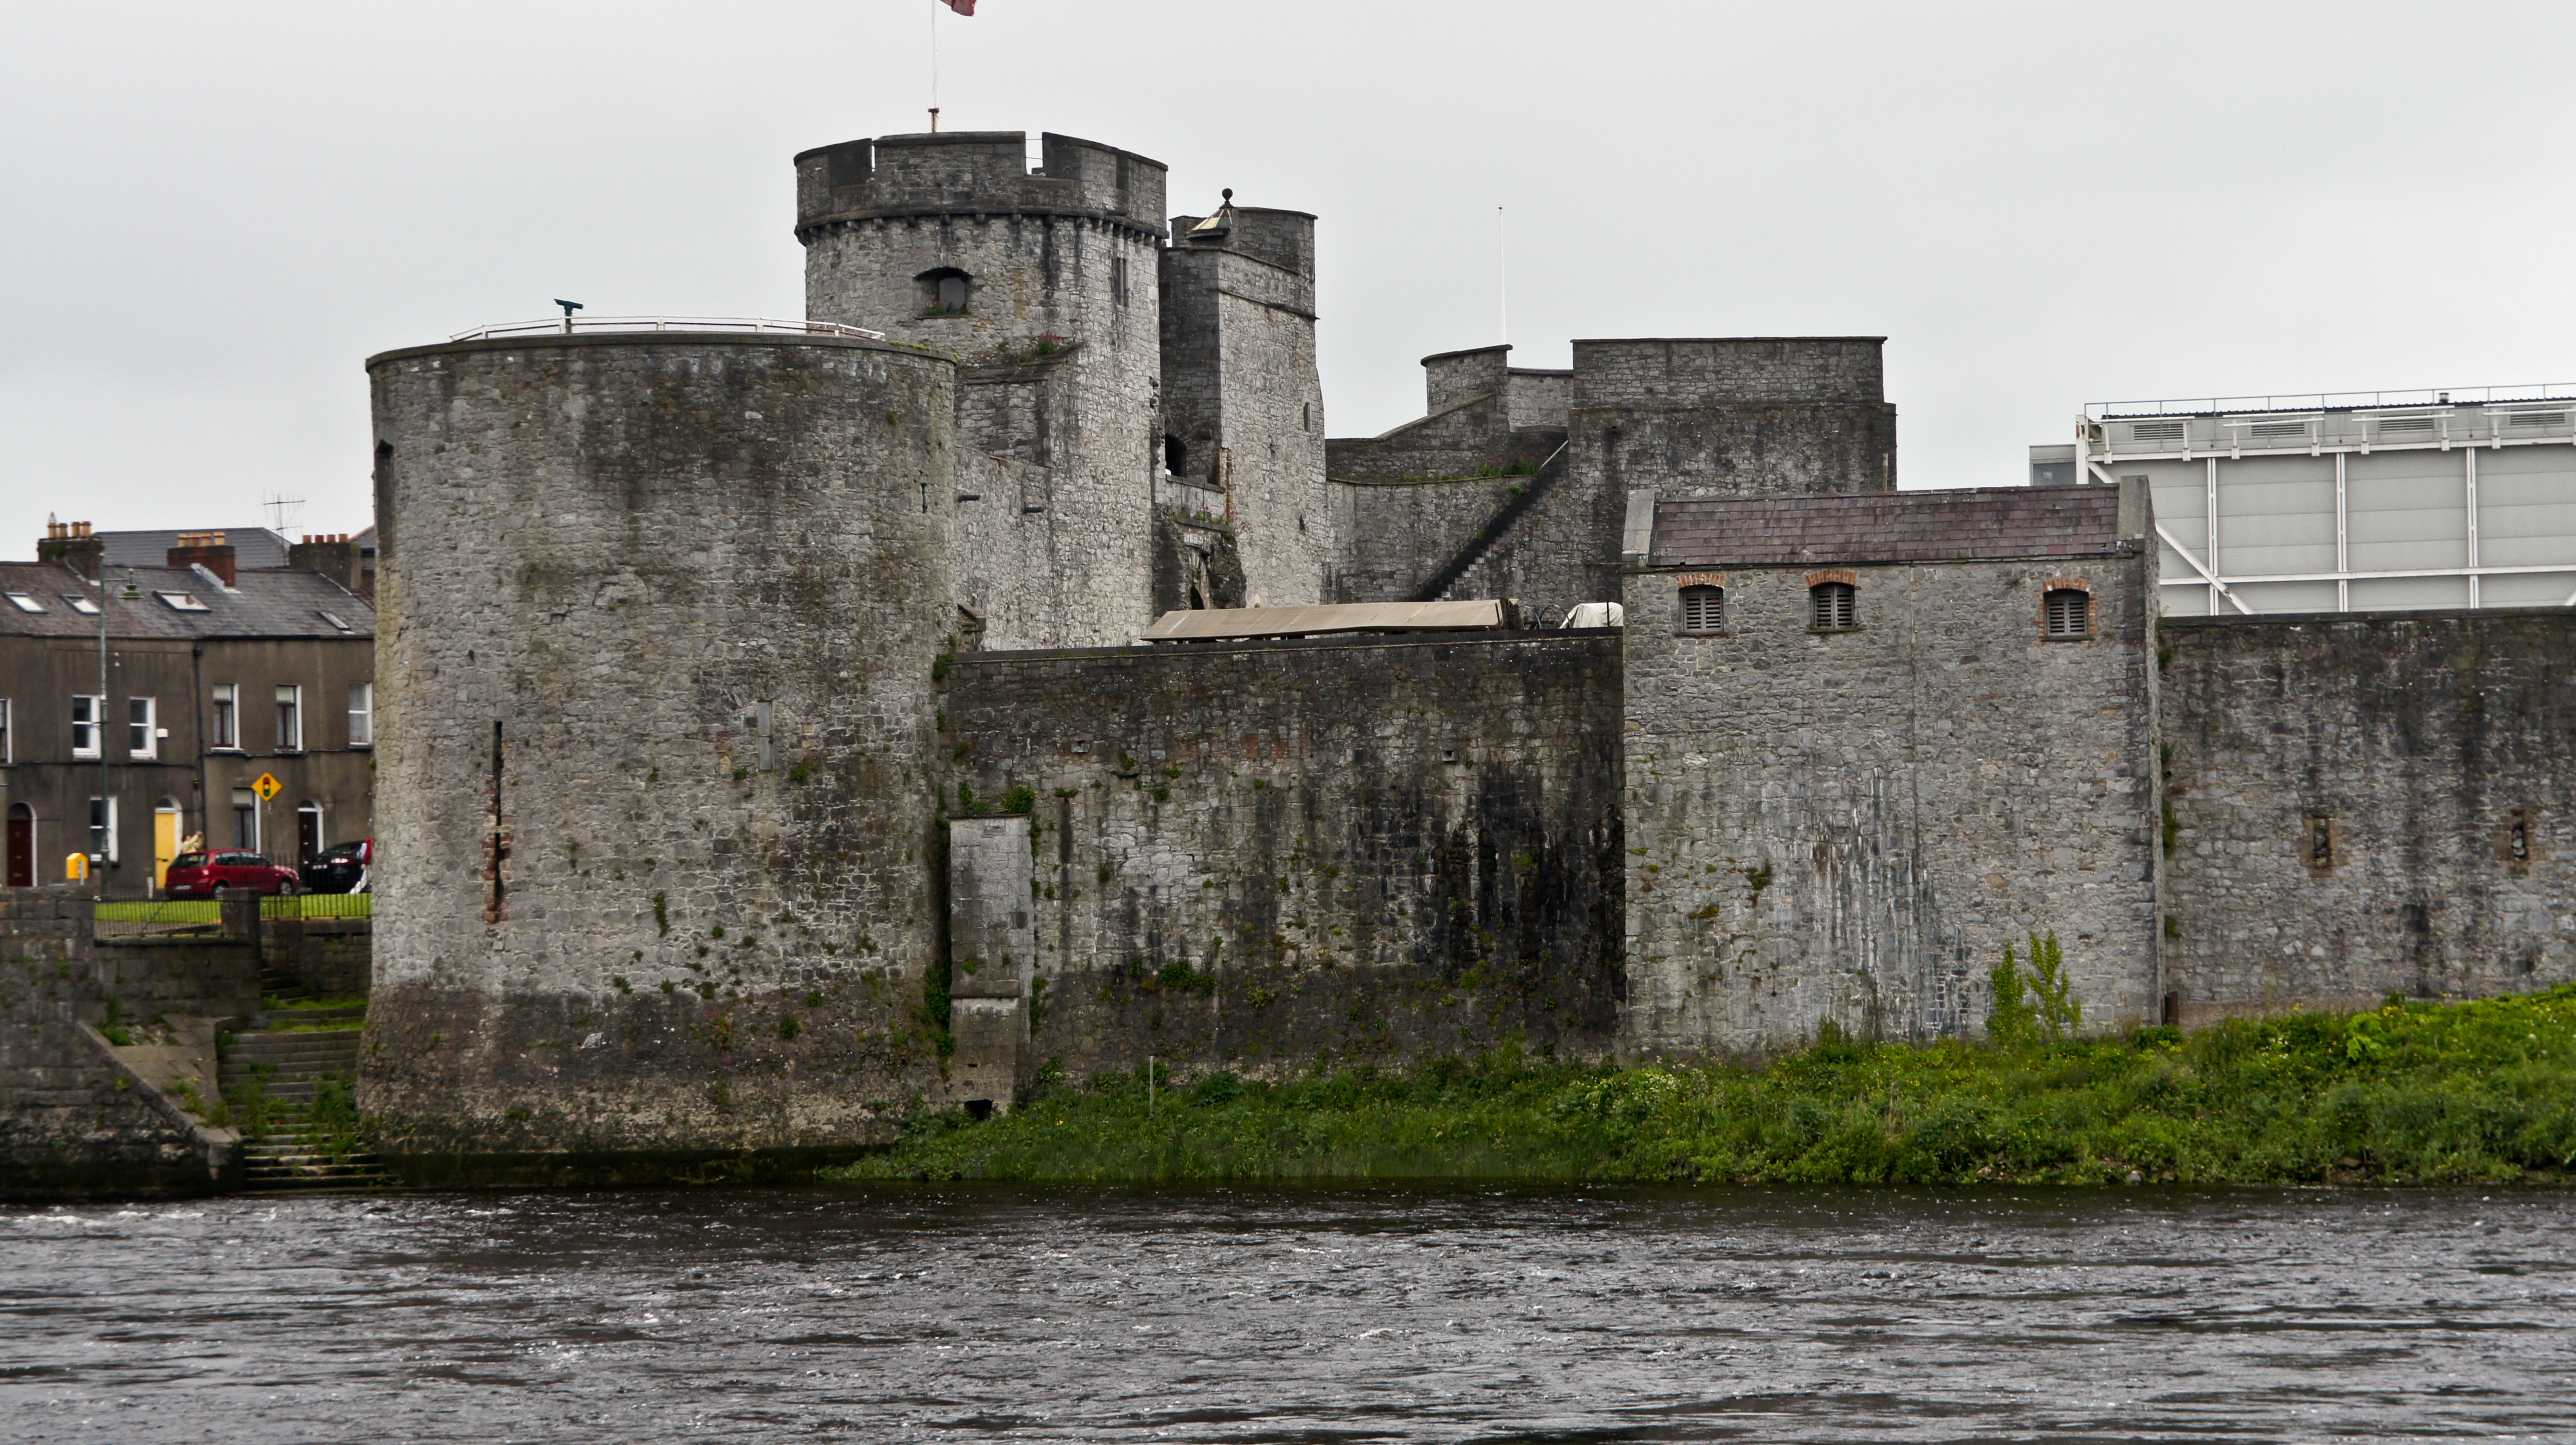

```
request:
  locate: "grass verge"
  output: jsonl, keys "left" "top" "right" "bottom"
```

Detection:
{"left": 825, "top": 987, "right": 2576, "bottom": 1186}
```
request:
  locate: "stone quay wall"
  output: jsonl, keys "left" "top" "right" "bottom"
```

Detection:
{"left": 941, "top": 631, "right": 1626, "bottom": 1080}
{"left": 0, "top": 888, "right": 247, "bottom": 1200}
{"left": 2159, "top": 609, "right": 2576, "bottom": 1020}
{"left": 362, "top": 333, "right": 959, "bottom": 1181}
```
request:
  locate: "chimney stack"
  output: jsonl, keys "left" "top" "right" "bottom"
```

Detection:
{"left": 38, "top": 519, "right": 104, "bottom": 581}
{"left": 288, "top": 532, "right": 362, "bottom": 595}
{"left": 168, "top": 530, "right": 237, "bottom": 587}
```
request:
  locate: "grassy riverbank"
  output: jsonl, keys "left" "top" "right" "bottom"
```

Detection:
{"left": 825, "top": 987, "right": 2576, "bottom": 1186}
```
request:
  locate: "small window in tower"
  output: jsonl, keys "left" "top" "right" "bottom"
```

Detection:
{"left": 1112, "top": 256, "right": 1130, "bottom": 307}
{"left": 1677, "top": 585, "right": 1723, "bottom": 634}
{"left": 1810, "top": 582, "right": 1857, "bottom": 632}
{"left": 918, "top": 267, "right": 972, "bottom": 316}
{"left": 1164, "top": 434, "right": 1187, "bottom": 477}
{"left": 2306, "top": 814, "right": 2335, "bottom": 870}
{"left": 2044, "top": 588, "right": 2091, "bottom": 638}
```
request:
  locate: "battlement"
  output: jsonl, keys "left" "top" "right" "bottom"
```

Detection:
{"left": 1570, "top": 337, "right": 1886, "bottom": 408}
{"left": 794, "top": 131, "right": 1167, "bottom": 236}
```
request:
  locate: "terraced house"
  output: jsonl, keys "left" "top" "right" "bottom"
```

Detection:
{"left": 0, "top": 523, "right": 376, "bottom": 896}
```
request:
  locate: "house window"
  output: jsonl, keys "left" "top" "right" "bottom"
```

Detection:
{"left": 71, "top": 695, "right": 102, "bottom": 758}
{"left": 1678, "top": 585, "right": 1724, "bottom": 633}
{"left": 211, "top": 684, "right": 238, "bottom": 750}
{"left": 232, "top": 787, "right": 258, "bottom": 851}
{"left": 88, "top": 795, "right": 117, "bottom": 863}
{"left": 62, "top": 593, "right": 98, "bottom": 615}
{"left": 4, "top": 593, "right": 44, "bottom": 614}
{"left": 275, "top": 685, "right": 302, "bottom": 752}
{"left": 128, "top": 697, "right": 156, "bottom": 760}
{"left": 1810, "top": 582, "right": 1857, "bottom": 632}
{"left": 0, "top": 698, "right": 10, "bottom": 764}
{"left": 348, "top": 682, "right": 374, "bottom": 747}
{"left": 2044, "top": 588, "right": 2091, "bottom": 638}
{"left": 918, "top": 267, "right": 971, "bottom": 315}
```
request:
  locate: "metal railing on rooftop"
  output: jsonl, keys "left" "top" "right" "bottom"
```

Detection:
{"left": 2089, "top": 384, "right": 2576, "bottom": 420}
{"left": 447, "top": 316, "right": 887, "bottom": 343}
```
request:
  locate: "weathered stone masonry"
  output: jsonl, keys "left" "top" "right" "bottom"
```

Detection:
{"left": 334, "top": 117, "right": 2576, "bottom": 1189}
{"left": 2160, "top": 609, "right": 2576, "bottom": 1020}
{"left": 363, "top": 333, "right": 958, "bottom": 1176}
{"left": 1621, "top": 484, "right": 2162, "bottom": 1053}
{"left": 942, "top": 632, "right": 1627, "bottom": 1078}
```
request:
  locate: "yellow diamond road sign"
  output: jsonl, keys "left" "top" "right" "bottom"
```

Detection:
{"left": 252, "top": 772, "right": 282, "bottom": 802}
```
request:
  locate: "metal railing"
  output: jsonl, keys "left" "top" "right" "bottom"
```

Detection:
{"left": 447, "top": 316, "right": 887, "bottom": 343}
{"left": 264, "top": 892, "right": 372, "bottom": 921}
{"left": 92, "top": 892, "right": 372, "bottom": 937}
{"left": 2089, "top": 383, "right": 2576, "bottom": 420}
{"left": 94, "top": 899, "right": 234, "bottom": 938}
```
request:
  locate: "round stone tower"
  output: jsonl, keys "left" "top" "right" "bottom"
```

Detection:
{"left": 795, "top": 131, "right": 1169, "bottom": 646}
{"left": 361, "top": 330, "right": 958, "bottom": 1181}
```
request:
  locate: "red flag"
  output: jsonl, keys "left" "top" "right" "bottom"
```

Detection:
{"left": 941, "top": 0, "right": 974, "bottom": 13}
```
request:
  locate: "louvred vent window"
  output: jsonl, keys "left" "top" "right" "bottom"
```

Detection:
{"left": 1810, "top": 582, "right": 1856, "bottom": 631}
{"left": 1678, "top": 586, "right": 1723, "bottom": 633}
{"left": 2045, "top": 588, "right": 2090, "bottom": 638}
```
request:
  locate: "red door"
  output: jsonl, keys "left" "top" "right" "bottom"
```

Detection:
{"left": 4, "top": 808, "right": 30, "bottom": 888}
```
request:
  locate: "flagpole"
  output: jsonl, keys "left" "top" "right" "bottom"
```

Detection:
{"left": 930, "top": 0, "right": 939, "bottom": 130}
{"left": 1497, "top": 205, "right": 1508, "bottom": 345}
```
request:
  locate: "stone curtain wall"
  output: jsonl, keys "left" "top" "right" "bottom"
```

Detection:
{"left": 2159, "top": 610, "right": 2576, "bottom": 1018}
{"left": 1621, "top": 546, "right": 2161, "bottom": 1053}
{"left": 942, "top": 632, "right": 1626, "bottom": 1079}
{"left": 362, "top": 335, "right": 957, "bottom": 1179}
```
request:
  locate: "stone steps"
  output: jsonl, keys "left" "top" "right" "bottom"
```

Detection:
{"left": 222, "top": 1000, "right": 390, "bottom": 1194}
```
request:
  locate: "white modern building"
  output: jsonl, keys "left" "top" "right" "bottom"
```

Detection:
{"left": 2033, "top": 384, "right": 2576, "bottom": 615}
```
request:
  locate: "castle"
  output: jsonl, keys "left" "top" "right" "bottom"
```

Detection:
{"left": 356, "top": 128, "right": 2575, "bottom": 1182}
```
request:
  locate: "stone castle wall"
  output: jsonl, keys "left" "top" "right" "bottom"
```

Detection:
{"left": 1621, "top": 487, "right": 2162, "bottom": 1053}
{"left": 800, "top": 131, "right": 1167, "bottom": 649}
{"left": 1160, "top": 210, "right": 1333, "bottom": 610}
{"left": 2159, "top": 609, "right": 2576, "bottom": 1019}
{"left": 941, "top": 632, "right": 1627, "bottom": 1078}
{"left": 362, "top": 333, "right": 958, "bottom": 1177}
{"left": 1570, "top": 339, "right": 1898, "bottom": 501}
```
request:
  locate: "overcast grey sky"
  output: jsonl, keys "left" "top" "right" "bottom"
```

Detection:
{"left": 4, "top": 1, "right": 2570, "bottom": 554}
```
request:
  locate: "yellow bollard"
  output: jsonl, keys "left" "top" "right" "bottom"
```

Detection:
{"left": 65, "top": 853, "right": 89, "bottom": 883}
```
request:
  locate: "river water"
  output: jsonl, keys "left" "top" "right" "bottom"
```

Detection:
{"left": 4, "top": 1186, "right": 2572, "bottom": 1442}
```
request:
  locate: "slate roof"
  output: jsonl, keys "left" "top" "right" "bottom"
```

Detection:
{"left": 1650, "top": 487, "right": 2127, "bottom": 569}
{"left": 95, "top": 526, "right": 296, "bottom": 572}
{"left": 0, "top": 562, "right": 372, "bottom": 641}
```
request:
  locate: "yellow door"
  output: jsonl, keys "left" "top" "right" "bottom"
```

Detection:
{"left": 154, "top": 807, "right": 182, "bottom": 893}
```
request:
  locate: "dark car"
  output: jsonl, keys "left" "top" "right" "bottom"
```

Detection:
{"left": 301, "top": 839, "right": 373, "bottom": 895}
{"left": 165, "top": 849, "right": 300, "bottom": 898}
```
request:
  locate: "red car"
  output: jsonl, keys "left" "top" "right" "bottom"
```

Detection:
{"left": 164, "top": 849, "right": 301, "bottom": 898}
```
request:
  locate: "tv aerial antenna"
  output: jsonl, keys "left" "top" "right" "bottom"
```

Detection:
{"left": 264, "top": 491, "right": 306, "bottom": 536}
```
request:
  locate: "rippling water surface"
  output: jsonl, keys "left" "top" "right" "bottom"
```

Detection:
{"left": 4, "top": 1185, "right": 2572, "bottom": 1442}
